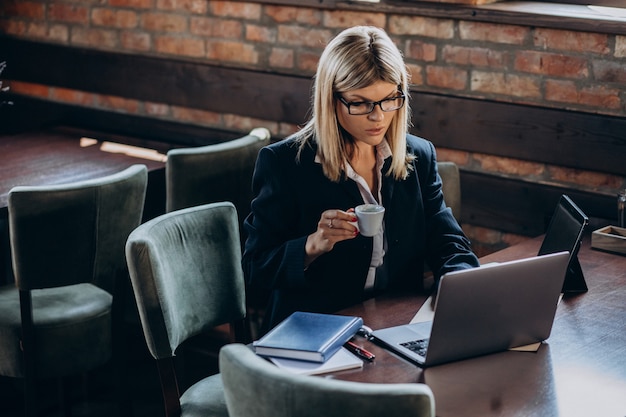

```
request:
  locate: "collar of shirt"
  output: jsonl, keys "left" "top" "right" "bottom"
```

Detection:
{"left": 314, "top": 139, "right": 392, "bottom": 190}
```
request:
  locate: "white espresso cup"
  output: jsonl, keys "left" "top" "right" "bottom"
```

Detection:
{"left": 355, "top": 204, "right": 385, "bottom": 237}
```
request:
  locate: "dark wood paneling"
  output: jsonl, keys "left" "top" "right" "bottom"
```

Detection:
{"left": 0, "top": 37, "right": 312, "bottom": 126}
{"left": 3, "top": 37, "right": 624, "bottom": 176}
{"left": 461, "top": 170, "right": 616, "bottom": 236}
{"left": 410, "top": 93, "right": 626, "bottom": 177}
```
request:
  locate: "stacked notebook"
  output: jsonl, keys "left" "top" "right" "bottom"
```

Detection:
{"left": 253, "top": 311, "right": 364, "bottom": 375}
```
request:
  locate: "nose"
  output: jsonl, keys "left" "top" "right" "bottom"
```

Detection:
{"left": 367, "top": 104, "right": 384, "bottom": 121}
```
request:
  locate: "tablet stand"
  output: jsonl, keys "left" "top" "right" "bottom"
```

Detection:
{"left": 562, "top": 245, "right": 587, "bottom": 293}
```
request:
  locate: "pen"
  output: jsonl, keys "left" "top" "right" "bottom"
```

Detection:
{"left": 344, "top": 340, "right": 375, "bottom": 362}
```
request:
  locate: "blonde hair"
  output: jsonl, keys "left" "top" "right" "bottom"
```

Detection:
{"left": 295, "top": 26, "right": 412, "bottom": 181}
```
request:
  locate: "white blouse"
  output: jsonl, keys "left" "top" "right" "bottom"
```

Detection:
{"left": 345, "top": 139, "right": 391, "bottom": 290}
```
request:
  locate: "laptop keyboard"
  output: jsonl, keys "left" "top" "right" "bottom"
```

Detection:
{"left": 400, "top": 338, "right": 429, "bottom": 356}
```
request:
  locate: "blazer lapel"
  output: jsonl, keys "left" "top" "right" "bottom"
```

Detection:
{"left": 338, "top": 177, "right": 363, "bottom": 205}
{"left": 381, "top": 157, "right": 395, "bottom": 205}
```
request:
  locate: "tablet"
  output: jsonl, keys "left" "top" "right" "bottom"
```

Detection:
{"left": 538, "top": 194, "right": 589, "bottom": 293}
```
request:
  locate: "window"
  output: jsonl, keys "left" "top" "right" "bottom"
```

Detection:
{"left": 540, "top": 0, "right": 624, "bottom": 6}
{"left": 393, "top": 0, "right": 624, "bottom": 7}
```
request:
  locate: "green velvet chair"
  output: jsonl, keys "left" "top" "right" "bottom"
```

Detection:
{"left": 0, "top": 164, "right": 148, "bottom": 417}
{"left": 437, "top": 161, "right": 461, "bottom": 222}
{"left": 165, "top": 127, "right": 270, "bottom": 344}
{"left": 165, "top": 127, "right": 270, "bottom": 225}
{"left": 219, "top": 343, "right": 436, "bottom": 417}
{"left": 125, "top": 202, "right": 249, "bottom": 417}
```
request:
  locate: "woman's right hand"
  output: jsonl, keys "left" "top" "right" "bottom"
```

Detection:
{"left": 304, "top": 209, "right": 358, "bottom": 268}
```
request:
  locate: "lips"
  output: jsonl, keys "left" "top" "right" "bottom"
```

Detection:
{"left": 366, "top": 127, "right": 385, "bottom": 135}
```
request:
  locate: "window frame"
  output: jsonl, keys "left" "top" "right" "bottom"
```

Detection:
{"left": 241, "top": 0, "right": 626, "bottom": 36}
{"left": 539, "top": 0, "right": 624, "bottom": 6}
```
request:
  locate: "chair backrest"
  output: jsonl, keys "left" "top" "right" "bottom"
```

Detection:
{"left": 437, "top": 161, "right": 461, "bottom": 222}
{"left": 219, "top": 343, "right": 436, "bottom": 417}
{"left": 125, "top": 202, "right": 247, "bottom": 360}
{"left": 165, "top": 128, "right": 270, "bottom": 226}
{"left": 8, "top": 164, "right": 148, "bottom": 293}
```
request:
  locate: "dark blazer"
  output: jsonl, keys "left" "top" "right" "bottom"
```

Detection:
{"left": 243, "top": 134, "right": 479, "bottom": 333}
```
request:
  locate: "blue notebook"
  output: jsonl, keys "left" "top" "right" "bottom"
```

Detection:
{"left": 253, "top": 311, "right": 364, "bottom": 363}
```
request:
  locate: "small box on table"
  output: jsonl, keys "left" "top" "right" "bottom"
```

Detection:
{"left": 591, "top": 226, "right": 626, "bottom": 256}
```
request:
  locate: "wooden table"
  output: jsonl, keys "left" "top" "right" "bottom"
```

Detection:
{"left": 335, "top": 235, "right": 626, "bottom": 417}
{"left": 0, "top": 128, "right": 169, "bottom": 284}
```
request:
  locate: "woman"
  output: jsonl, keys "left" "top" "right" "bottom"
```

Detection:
{"left": 243, "top": 26, "right": 479, "bottom": 334}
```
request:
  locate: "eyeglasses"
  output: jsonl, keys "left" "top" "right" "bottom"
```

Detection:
{"left": 336, "top": 94, "right": 406, "bottom": 115}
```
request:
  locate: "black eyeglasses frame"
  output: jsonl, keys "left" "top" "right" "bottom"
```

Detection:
{"left": 335, "top": 93, "right": 406, "bottom": 115}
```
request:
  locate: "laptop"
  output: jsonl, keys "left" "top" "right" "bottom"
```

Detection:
{"left": 371, "top": 251, "right": 570, "bottom": 367}
{"left": 537, "top": 194, "right": 589, "bottom": 293}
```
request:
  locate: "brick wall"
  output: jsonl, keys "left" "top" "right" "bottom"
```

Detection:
{"left": 1, "top": 0, "right": 625, "bottom": 256}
